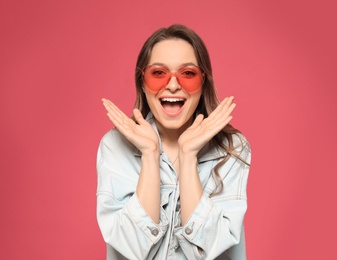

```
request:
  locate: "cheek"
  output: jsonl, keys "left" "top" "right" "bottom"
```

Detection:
{"left": 190, "top": 91, "right": 202, "bottom": 106}
{"left": 144, "top": 85, "right": 161, "bottom": 95}
{"left": 144, "top": 91, "right": 159, "bottom": 110}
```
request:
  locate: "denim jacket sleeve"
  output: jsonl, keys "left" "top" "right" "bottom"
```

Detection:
{"left": 96, "top": 130, "right": 169, "bottom": 260}
{"left": 174, "top": 134, "right": 251, "bottom": 260}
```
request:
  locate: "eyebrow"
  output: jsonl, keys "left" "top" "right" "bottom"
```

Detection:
{"left": 148, "top": 62, "right": 199, "bottom": 68}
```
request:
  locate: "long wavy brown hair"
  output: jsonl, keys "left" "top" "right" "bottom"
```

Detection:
{"left": 133, "top": 24, "right": 248, "bottom": 195}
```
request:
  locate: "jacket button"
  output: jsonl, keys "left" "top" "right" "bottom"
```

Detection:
{"left": 151, "top": 228, "right": 159, "bottom": 236}
{"left": 185, "top": 226, "right": 193, "bottom": 235}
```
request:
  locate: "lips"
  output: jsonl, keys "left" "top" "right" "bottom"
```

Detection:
{"left": 160, "top": 97, "right": 186, "bottom": 115}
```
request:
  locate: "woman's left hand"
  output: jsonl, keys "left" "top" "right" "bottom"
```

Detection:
{"left": 178, "top": 96, "right": 236, "bottom": 157}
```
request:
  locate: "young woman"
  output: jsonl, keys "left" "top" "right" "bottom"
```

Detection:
{"left": 96, "top": 24, "right": 251, "bottom": 260}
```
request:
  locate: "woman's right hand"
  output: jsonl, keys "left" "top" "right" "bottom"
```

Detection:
{"left": 102, "top": 98, "right": 160, "bottom": 156}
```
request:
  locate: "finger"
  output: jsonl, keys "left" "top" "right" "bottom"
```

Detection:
{"left": 102, "top": 98, "right": 117, "bottom": 112}
{"left": 102, "top": 100, "right": 133, "bottom": 130}
{"left": 212, "top": 103, "right": 235, "bottom": 130}
{"left": 189, "top": 114, "right": 204, "bottom": 129}
{"left": 202, "top": 100, "right": 236, "bottom": 134}
{"left": 222, "top": 115, "right": 233, "bottom": 127}
{"left": 102, "top": 99, "right": 116, "bottom": 113}
{"left": 207, "top": 97, "right": 229, "bottom": 120}
{"left": 102, "top": 99, "right": 122, "bottom": 116}
{"left": 133, "top": 109, "right": 147, "bottom": 125}
{"left": 223, "top": 96, "right": 235, "bottom": 112}
{"left": 102, "top": 100, "right": 128, "bottom": 123}
{"left": 102, "top": 99, "right": 120, "bottom": 125}
{"left": 210, "top": 96, "right": 235, "bottom": 123}
{"left": 220, "top": 102, "right": 236, "bottom": 120}
{"left": 218, "top": 96, "right": 234, "bottom": 114}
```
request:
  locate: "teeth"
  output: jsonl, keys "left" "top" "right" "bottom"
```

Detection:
{"left": 161, "top": 98, "right": 184, "bottom": 102}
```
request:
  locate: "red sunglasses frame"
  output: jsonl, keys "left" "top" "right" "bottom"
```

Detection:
{"left": 142, "top": 65, "right": 205, "bottom": 93}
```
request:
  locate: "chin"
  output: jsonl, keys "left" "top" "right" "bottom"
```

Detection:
{"left": 157, "top": 114, "right": 194, "bottom": 131}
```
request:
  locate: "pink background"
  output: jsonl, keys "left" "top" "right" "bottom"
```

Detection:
{"left": 1, "top": 0, "right": 336, "bottom": 259}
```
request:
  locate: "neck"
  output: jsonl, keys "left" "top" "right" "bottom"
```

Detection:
{"left": 155, "top": 118, "right": 192, "bottom": 145}
{"left": 159, "top": 129, "right": 181, "bottom": 143}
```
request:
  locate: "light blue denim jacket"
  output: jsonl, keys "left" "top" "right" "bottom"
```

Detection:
{"left": 96, "top": 113, "right": 251, "bottom": 260}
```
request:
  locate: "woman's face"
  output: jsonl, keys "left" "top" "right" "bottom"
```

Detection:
{"left": 143, "top": 39, "right": 203, "bottom": 133}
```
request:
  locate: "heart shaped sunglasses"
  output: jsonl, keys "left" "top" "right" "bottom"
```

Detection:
{"left": 142, "top": 65, "right": 205, "bottom": 93}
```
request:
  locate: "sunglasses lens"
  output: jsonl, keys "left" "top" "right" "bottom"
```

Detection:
{"left": 143, "top": 66, "right": 203, "bottom": 92}
{"left": 177, "top": 66, "right": 203, "bottom": 92}
{"left": 143, "top": 66, "right": 170, "bottom": 92}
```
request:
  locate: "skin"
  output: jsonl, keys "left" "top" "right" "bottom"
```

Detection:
{"left": 143, "top": 39, "right": 203, "bottom": 138}
{"left": 102, "top": 39, "right": 236, "bottom": 225}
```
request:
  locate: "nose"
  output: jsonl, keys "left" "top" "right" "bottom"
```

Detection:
{"left": 166, "top": 75, "right": 181, "bottom": 92}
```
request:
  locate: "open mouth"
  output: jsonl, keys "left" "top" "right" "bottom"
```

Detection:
{"left": 160, "top": 97, "right": 185, "bottom": 114}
